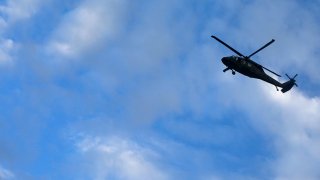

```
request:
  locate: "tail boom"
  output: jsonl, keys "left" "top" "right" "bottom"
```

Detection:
{"left": 281, "top": 80, "right": 295, "bottom": 93}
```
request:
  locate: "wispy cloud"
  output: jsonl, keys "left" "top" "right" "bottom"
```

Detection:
{"left": 73, "top": 135, "right": 170, "bottom": 180}
{"left": 0, "top": 165, "right": 14, "bottom": 180}
{"left": 47, "top": 0, "right": 127, "bottom": 58}
{"left": 0, "top": 0, "right": 43, "bottom": 23}
{"left": 0, "top": 38, "right": 14, "bottom": 63}
{"left": 64, "top": 0, "right": 320, "bottom": 179}
{"left": 0, "top": 0, "right": 320, "bottom": 179}
{"left": 261, "top": 87, "right": 320, "bottom": 179}
{"left": 0, "top": 0, "right": 44, "bottom": 65}
{"left": 209, "top": 1, "right": 320, "bottom": 177}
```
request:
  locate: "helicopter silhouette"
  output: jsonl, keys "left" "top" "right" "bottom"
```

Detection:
{"left": 211, "top": 35, "right": 297, "bottom": 93}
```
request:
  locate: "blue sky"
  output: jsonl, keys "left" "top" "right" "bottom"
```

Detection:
{"left": 0, "top": 0, "right": 320, "bottom": 179}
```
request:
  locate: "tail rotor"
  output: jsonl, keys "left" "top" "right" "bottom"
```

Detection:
{"left": 285, "top": 74, "right": 298, "bottom": 87}
{"left": 281, "top": 74, "right": 298, "bottom": 93}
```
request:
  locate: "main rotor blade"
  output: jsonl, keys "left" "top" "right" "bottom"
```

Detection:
{"left": 211, "top": 35, "right": 245, "bottom": 57}
{"left": 262, "top": 66, "right": 281, "bottom": 77}
{"left": 248, "top": 39, "right": 275, "bottom": 58}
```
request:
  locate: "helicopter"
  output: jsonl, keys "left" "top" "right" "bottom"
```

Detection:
{"left": 211, "top": 35, "right": 297, "bottom": 93}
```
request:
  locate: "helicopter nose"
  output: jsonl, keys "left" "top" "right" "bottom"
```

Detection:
{"left": 221, "top": 57, "right": 228, "bottom": 65}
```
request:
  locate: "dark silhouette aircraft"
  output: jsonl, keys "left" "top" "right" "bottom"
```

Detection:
{"left": 211, "top": 35, "right": 297, "bottom": 93}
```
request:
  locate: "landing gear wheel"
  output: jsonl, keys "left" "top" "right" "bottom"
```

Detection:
{"left": 232, "top": 71, "right": 235, "bottom": 75}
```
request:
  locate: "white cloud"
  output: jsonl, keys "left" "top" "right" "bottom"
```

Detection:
{"left": 220, "top": 0, "right": 320, "bottom": 82}
{"left": 74, "top": 135, "right": 169, "bottom": 180}
{"left": 0, "top": 17, "right": 7, "bottom": 30}
{"left": 0, "top": 39, "right": 18, "bottom": 65}
{"left": 0, "top": 165, "right": 14, "bottom": 179}
{"left": 0, "top": 0, "right": 42, "bottom": 65}
{"left": 218, "top": 79, "right": 320, "bottom": 179}
{"left": 206, "top": 1, "right": 320, "bottom": 177}
{"left": 0, "top": 0, "right": 42, "bottom": 23}
{"left": 59, "top": 0, "right": 320, "bottom": 179}
{"left": 124, "top": 77, "right": 182, "bottom": 123}
{"left": 47, "top": 0, "right": 127, "bottom": 58}
{"left": 0, "top": 38, "right": 15, "bottom": 64}
{"left": 261, "top": 87, "right": 320, "bottom": 179}
{"left": 0, "top": 0, "right": 317, "bottom": 179}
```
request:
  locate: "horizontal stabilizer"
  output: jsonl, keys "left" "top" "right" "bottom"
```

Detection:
{"left": 281, "top": 74, "right": 298, "bottom": 93}
{"left": 281, "top": 81, "right": 295, "bottom": 93}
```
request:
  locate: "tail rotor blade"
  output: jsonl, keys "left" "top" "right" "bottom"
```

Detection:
{"left": 211, "top": 35, "right": 245, "bottom": 57}
{"left": 285, "top": 73, "right": 290, "bottom": 79}
{"left": 286, "top": 73, "right": 298, "bottom": 80}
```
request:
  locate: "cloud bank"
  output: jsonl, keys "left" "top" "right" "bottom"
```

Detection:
{"left": 0, "top": 0, "right": 319, "bottom": 179}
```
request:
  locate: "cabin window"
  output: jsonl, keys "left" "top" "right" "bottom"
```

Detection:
{"left": 247, "top": 62, "right": 252, "bottom": 67}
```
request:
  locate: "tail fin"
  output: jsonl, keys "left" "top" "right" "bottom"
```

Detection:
{"left": 281, "top": 74, "right": 298, "bottom": 93}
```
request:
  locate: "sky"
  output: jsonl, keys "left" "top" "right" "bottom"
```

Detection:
{"left": 0, "top": 0, "right": 319, "bottom": 179}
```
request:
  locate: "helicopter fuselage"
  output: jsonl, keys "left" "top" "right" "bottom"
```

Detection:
{"left": 222, "top": 56, "right": 282, "bottom": 87}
